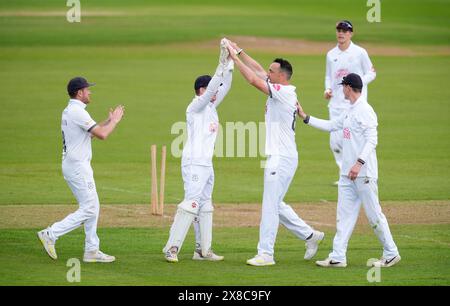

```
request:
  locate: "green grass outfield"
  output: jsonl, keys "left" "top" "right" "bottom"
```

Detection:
{"left": 0, "top": 0, "right": 449, "bottom": 204}
{"left": 0, "top": 0, "right": 449, "bottom": 286}
{"left": 1, "top": 225, "right": 449, "bottom": 285}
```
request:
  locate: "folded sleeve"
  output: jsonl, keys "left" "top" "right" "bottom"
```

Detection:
{"left": 70, "top": 108, "right": 97, "bottom": 132}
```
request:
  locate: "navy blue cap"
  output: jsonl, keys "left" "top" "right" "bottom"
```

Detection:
{"left": 194, "top": 75, "right": 212, "bottom": 91}
{"left": 336, "top": 20, "right": 353, "bottom": 32}
{"left": 67, "top": 77, "right": 95, "bottom": 95}
{"left": 339, "top": 73, "right": 363, "bottom": 89}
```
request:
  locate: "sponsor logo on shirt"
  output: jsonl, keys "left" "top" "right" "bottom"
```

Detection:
{"left": 335, "top": 69, "right": 349, "bottom": 81}
{"left": 343, "top": 128, "right": 351, "bottom": 139}
{"left": 272, "top": 84, "right": 281, "bottom": 91}
{"left": 209, "top": 122, "right": 219, "bottom": 133}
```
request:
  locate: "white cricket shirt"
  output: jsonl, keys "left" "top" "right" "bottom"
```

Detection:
{"left": 61, "top": 99, "right": 97, "bottom": 164}
{"left": 308, "top": 96, "right": 378, "bottom": 178}
{"left": 325, "top": 42, "right": 376, "bottom": 109}
{"left": 265, "top": 81, "right": 298, "bottom": 158}
{"left": 181, "top": 69, "right": 232, "bottom": 167}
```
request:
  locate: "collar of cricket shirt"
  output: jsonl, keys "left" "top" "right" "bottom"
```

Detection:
{"left": 337, "top": 41, "right": 354, "bottom": 54}
{"left": 69, "top": 99, "right": 87, "bottom": 109}
{"left": 350, "top": 95, "right": 365, "bottom": 108}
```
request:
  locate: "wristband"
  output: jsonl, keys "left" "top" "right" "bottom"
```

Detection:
{"left": 303, "top": 115, "right": 310, "bottom": 124}
{"left": 357, "top": 158, "right": 365, "bottom": 165}
{"left": 237, "top": 48, "right": 244, "bottom": 55}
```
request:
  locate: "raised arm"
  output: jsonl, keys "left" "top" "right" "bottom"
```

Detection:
{"left": 188, "top": 73, "right": 223, "bottom": 113}
{"left": 228, "top": 41, "right": 267, "bottom": 80}
{"left": 227, "top": 45, "right": 269, "bottom": 95}
{"left": 214, "top": 60, "right": 234, "bottom": 108}
{"left": 90, "top": 105, "right": 124, "bottom": 140}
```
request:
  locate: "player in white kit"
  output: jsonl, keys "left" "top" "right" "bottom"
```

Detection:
{"left": 226, "top": 41, "right": 324, "bottom": 266}
{"left": 298, "top": 73, "right": 400, "bottom": 268}
{"left": 324, "top": 20, "right": 376, "bottom": 185}
{"left": 163, "top": 39, "right": 233, "bottom": 263}
{"left": 37, "top": 77, "right": 124, "bottom": 263}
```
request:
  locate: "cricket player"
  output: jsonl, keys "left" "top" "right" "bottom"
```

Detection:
{"left": 324, "top": 20, "right": 376, "bottom": 185}
{"left": 226, "top": 41, "right": 324, "bottom": 266}
{"left": 163, "top": 39, "right": 233, "bottom": 262}
{"left": 298, "top": 73, "right": 400, "bottom": 268}
{"left": 37, "top": 77, "right": 124, "bottom": 263}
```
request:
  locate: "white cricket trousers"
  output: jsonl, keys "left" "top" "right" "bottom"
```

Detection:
{"left": 49, "top": 162, "right": 100, "bottom": 252}
{"left": 329, "top": 107, "right": 345, "bottom": 171}
{"left": 257, "top": 155, "right": 314, "bottom": 256}
{"left": 182, "top": 165, "right": 214, "bottom": 247}
{"left": 329, "top": 176, "right": 399, "bottom": 262}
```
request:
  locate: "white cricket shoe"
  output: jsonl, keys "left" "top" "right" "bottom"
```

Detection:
{"left": 371, "top": 255, "right": 401, "bottom": 268}
{"left": 165, "top": 246, "right": 178, "bottom": 263}
{"left": 316, "top": 257, "right": 347, "bottom": 268}
{"left": 304, "top": 231, "right": 325, "bottom": 260}
{"left": 193, "top": 249, "right": 224, "bottom": 261}
{"left": 83, "top": 250, "right": 116, "bottom": 263}
{"left": 246, "top": 254, "right": 275, "bottom": 266}
{"left": 37, "top": 229, "right": 57, "bottom": 260}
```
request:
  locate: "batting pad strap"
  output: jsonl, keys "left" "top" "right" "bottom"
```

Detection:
{"left": 178, "top": 199, "right": 200, "bottom": 215}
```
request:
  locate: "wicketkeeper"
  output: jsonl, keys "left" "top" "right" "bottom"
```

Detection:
{"left": 163, "top": 39, "right": 234, "bottom": 262}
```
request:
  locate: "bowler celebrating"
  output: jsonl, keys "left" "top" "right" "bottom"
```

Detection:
{"left": 324, "top": 20, "right": 376, "bottom": 185}
{"left": 226, "top": 41, "right": 324, "bottom": 266}
{"left": 38, "top": 77, "right": 124, "bottom": 263}
{"left": 298, "top": 73, "right": 400, "bottom": 268}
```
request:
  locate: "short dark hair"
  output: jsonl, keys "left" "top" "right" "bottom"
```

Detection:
{"left": 273, "top": 58, "right": 293, "bottom": 80}
{"left": 352, "top": 87, "right": 362, "bottom": 93}
{"left": 194, "top": 75, "right": 212, "bottom": 95}
{"left": 69, "top": 90, "right": 78, "bottom": 98}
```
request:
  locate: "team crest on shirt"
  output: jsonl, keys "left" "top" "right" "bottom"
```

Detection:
{"left": 191, "top": 202, "right": 198, "bottom": 209}
{"left": 335, "top": 69, "right": 349, "bottom": 80}
{"left": 272, "top": 84, "right": 281, "bottom": 91}
{"left": 209, "top": 122, "right": 218, "bottom": 133}
{"left": 343, "top": 128, "right": 351, "bottom": 139}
